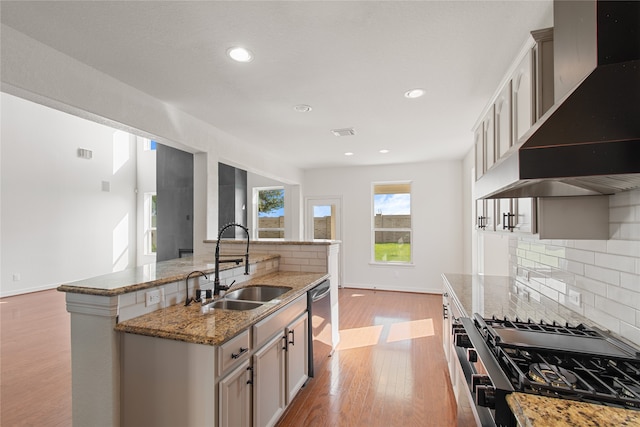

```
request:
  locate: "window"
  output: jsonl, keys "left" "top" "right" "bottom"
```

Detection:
{"left": 255, "top": 187, "right": 285, "bottom": 239}
{"left": 143, "top": 139, "right": 158, "bottom": 151}
{"left": 144, "top": 193, "right": 157, "bottom": 254}
{"left": 372, "top": 182, "right": 412, "bottom": 263}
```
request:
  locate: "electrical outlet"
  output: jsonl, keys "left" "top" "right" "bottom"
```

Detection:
{"left": 145, "top": 290, "right": 161, "bottom": 307}
{"left": 569, "top": 290, "right": 581, "bottom": 306}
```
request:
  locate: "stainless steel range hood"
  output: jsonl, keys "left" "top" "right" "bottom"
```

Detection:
{"left": 476, "top": 0, "right": 640, "bottom": 199}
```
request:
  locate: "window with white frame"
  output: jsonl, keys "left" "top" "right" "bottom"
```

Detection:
{"left": 255, "top": 187, "right": 285, "bottom": 239}
{"left": 372, "top": 182, "right": 412, "bottom": 263}
{"left": 144, "top": 193, "right": 157, "bottom": 255}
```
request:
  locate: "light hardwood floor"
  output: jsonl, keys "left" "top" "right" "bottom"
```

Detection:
{"left": 1, "top": 288, "right": 470, "bottom": 426}
{"left": 0, "top": 289, "right": 72, "bottom": 426}
{"left": 277, "top": 288, "right": 471, "bottom": 427}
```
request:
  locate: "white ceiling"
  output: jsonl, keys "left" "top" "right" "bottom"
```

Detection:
{"left": 1, "top": 1, "right": 553, "bottom": 170}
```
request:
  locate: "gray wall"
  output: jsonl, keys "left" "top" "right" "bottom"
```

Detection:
{"left": 218, "top": 163, "right": 247, "bottom": 239}
{"left": 157, "top": 144, "right": 194, "bottom": 261}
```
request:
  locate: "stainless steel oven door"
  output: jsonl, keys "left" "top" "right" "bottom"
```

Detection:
{"left": 460, "top": 317, "right": 516, "bottom": 427}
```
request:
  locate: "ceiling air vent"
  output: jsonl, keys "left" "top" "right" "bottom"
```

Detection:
{"left": 331, "top": 128, "right": 356, "bottom": 137}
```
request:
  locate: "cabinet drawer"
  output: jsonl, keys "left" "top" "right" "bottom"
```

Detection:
{"left": 254, "top": 295, "right": 307, "bottom": 349}
{"left": 218, "top": 329, "right": 251, "bottom": 375}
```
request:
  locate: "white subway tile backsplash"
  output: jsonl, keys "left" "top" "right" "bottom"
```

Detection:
{"left": 595, "top": 252, "right": 636, "bottom": 273}
{"left": 607, "top": 240, "right": 640, "bottom": 257}
{"left": 584, "top": 304, "right": 621, "bottom": 333}
{"left": 617, "top": 223, "right": 640, "bottom": 240}
{"left": 607, "top": 285, "right": 640, "bottom": 312}
{"left": 539, "top": 254, "right": 559, "bottom": 268}
{"left": 575, "top": 276, "right": 608, "bottom": 297}
{"left": 565, "top": 248, "right": 596, "bottom": 264}
{"left": 620, "top": 322, "right": 640, "bottom": 347}
{"left": 584, "top": 264, "right": 620, "bottom": 286}
{"left": 621, "top": 272, "right": 640, "bottom": 290}
{"left": 573, "top": 240, "right": 608, "bottom": 252}
{"left": 546, "top": 277, "right": 567, "bottom": 293}
{"left": 512, "top": 189, "right": 640, "bottom": 347}
{"left": 610, "top": 206, "right": 635, "bottom": 223}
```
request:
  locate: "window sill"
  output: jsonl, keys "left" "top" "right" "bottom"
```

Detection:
{"left": 369, "top": 261, "right": 414, "bottom": 267}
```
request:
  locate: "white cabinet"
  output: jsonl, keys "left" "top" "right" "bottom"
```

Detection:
{"left": 512, "top": 51, "right": 533, "bottom": 144}
{"left": 483, "top": 106, "right": 496, "bottom": 171}
{"left": 219, "top": 360, "right": 252, "bottom": 427}
{"left": 513, "top": 198, "right": 536, "bottom": 234}
{"left": 286, "top": 313, "right": 309, "bottom": 403}
{"left": 475, "top": 199, "right": 495, "bottom": 232}
{"left": 474, "top": 125, "right": 484, "bottom": 181}
{"left": 495, "top": 82, "right": 512, "bottom": 159}
{"left": 253, "top": 333, "right": 286, "bottom": 427}
{"left": 252, "top": 296, "right": 308, "bottom": 427}
{"left": 474, "top": 28, "right": 553, "bottom": 175}
{"left": 496, "top": 198, "right": 536, "bottom": 234}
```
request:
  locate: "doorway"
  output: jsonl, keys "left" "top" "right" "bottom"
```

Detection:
{"left": 305, "top": 197, "right": 342, "bottom": 241}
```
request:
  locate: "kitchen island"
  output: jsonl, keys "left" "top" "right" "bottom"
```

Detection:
{"left": 442, "top": 273, "right": 640, "bottom": 427}
{"left": 57, "top": 240, "right": 340, "bottom": 427}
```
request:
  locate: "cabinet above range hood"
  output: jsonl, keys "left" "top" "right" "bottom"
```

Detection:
{"left": 476, "top": 0, "right": 640, "bottom": 200}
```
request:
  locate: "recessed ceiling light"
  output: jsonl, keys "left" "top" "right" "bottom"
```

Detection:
{"left": 293, "top": 104, "right": 312, "bottom": 113}
{"left": 379, "top": 149, "right": 390, "bottom": 154}
{"left": 404, "top": 88, "right": 426, "bottom": 99}
{"left": 227, "top": 47, "right": 253, "bottom": 62}
{"left": 344, "top": 152, "right": 354, "bottom": 156}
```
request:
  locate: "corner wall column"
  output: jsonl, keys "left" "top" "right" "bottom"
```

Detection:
{"left": 65, "top": 293, "right": 120, "bottom": 426}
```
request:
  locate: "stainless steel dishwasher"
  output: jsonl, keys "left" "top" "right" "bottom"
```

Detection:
{"left": 307, "top": 279, "right": 332, "bottom": 378}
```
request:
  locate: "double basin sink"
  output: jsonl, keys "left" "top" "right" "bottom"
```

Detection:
{"left": 206, "top": 285, "right": 292, "bottom": 311}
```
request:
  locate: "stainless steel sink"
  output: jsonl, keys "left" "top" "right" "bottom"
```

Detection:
{"left": 224, "top": 285, "right": 292, "bottom": 302}
{"left": 209, "top": 299, "right": 263, "bottom": 311}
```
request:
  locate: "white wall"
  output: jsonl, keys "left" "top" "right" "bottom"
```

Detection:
{"left": 1, "top": 24, "right": 304, "bottom": 242}
{"left": 303, "top": 160, "right": 463, "bottom": 294}
{"left": 1, "top": 93, "right": 137, "bottom": 296}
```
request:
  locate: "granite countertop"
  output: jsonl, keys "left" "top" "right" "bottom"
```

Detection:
{"left": 115, "top": 271, "right": 328, "bottom": 346}
{"left": 442, "top": 273, "right": 593, "bottom": 327}
{"left": 57, "top": 253, "right": 278, "bottom": 296}
{"left": 507, "top": 393, "right": 640, "bottom": 427}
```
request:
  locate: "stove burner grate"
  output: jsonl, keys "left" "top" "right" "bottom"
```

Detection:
{"left": 528, "top": 363, "right": 578, "bottom": 389}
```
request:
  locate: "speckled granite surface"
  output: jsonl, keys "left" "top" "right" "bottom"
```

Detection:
{"left": 57, "top": 253, "right": 278, "bottom": 296}
{"left": 115, "top": 271, "right": 328, "bottom": 345}
{"left": 507, "top": 393, "right": 640, "bottom": 427}
{"left": 442, "top": 273, "right": 594, "bottom": 327}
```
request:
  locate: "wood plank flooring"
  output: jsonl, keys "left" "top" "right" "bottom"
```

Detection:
{"left": 277, "top": 288, "right": 473, "bottom": 427}
{"left": 1, "top": 288, "right": 473, "bottom": 427}
{"left": 0, "top": 289, "right": 72, "bottom": 426}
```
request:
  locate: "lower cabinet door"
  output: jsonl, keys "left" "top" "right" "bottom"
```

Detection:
{"left": 253, "top": 333, "right": 286, "bottom": 427}
{"left": 286, "top": 312, "right": 309, "bottom": 404}
{"left": 219, "top": 360, "right": 252, "bottom": 427}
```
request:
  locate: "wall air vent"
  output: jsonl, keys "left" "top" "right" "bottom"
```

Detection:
{"left": 331, "top": 128, "right": 356, "bottom": 137}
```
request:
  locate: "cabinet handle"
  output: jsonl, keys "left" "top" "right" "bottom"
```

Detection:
{"left": 231, "top": 347, "right": 248, "bottom": 359}
{"left": 246, "top": 366, "right": 253, "bottom": 385}
{"left": 502, "top": 213, "right": 515, "bottom": 231}
{"left": 443, "top": 304, "right": 449, "bottom": 319}
{"left": 288, "top": 330, "right": 295, "bottom": 346}
{"left": 477, "top": 216, "right": 487, "bottom": 230}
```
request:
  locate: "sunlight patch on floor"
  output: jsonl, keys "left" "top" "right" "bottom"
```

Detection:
{"left": 337, "top": 325, "right": 383, "bottom": 351}
{"left": 386, "top": 318, "right": 434, "bottom": 343}
{"left": 337, "top": 318, "right": 434, "bottom": 351}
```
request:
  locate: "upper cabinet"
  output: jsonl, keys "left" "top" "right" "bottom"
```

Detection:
{"left": 495, "top": 82, "right": 512, "bottom": 159}
{"left": 512, "top": 51, "right": 533, "bottom": 143}
{"left": 473, "top": 28, "right": 552, "bottom": 236}
{"left": 473, "top": 28, "right": 554, "bottom": 178}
